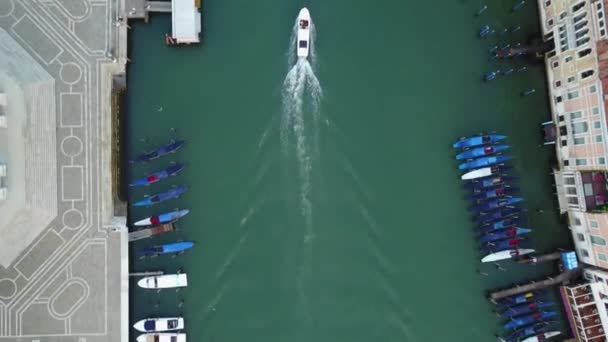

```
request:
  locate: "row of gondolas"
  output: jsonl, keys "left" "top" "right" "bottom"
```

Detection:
{"left": 453, "top": 134, "right": 561, "bottom": 342}
{"left": 453, "top": 134, "right": 535, "bottom": 263}
{"left": 130, "top": 138, "right": 190, "bottom": 342}
{"left": 493, "top": 290, "right": 561, "bottom": 342}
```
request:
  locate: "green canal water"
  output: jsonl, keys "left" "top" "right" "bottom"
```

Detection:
{"left": 126, "top": 0, "right": 573, "bottom": 341}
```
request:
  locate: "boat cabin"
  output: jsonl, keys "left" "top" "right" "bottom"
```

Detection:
{"left": 299, "top": 19, "right": 309, "bottom": 29}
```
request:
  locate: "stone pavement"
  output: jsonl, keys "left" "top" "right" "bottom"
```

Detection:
{"left": 0, "top": 0, "right": 128, "bottom": 341}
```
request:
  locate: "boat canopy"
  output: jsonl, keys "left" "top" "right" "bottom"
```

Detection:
{"left": 144, "top": 320, "right": 156, "bottom": 331}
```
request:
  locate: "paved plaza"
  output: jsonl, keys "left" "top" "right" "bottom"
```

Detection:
{"left": 0, "top": 0, "right": 128, "bottom": 341}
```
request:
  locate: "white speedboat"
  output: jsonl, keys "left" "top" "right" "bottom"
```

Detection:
{"left": 137, "top": 274, "right": 188, "bottom": 289}
{"left": 521, "top": 331, "right": 561, "bottom": 342}
{"left": 296, "top": 8, "right": 311, "bottom": 58}
{"left": 133, "top": 317, "right": 185, "bottom": 332}
{"left": 136, "top": 333, "right": 186, "bottom": 342}
{"left": 481, "top": 249, "right": 535, "bottom": 263}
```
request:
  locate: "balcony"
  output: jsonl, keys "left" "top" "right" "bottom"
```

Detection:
{"left": 581, "top": 172, "right": 608, "bottom": 211}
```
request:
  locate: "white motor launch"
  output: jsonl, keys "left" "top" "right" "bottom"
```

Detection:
{"left": 296, "top": 8, "right": 311, "bottom": 58}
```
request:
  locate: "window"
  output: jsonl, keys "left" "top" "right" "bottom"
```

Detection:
{"left": 577, "top": 37, "right": 591, "bottom": 47}
{"left": 559, "top": 115, "right": 565, "bottom": 122}
{"left": 570, "top": 111, "right": 583, "bottom": 120}
{"left": 568, "top": 76, "right": 576, "bottom": 83}
{"left": 572, "top": 122, "right": 588, "bottom": 134}
{"left": 593, "top": 107, "right": 600, "bottom": 115}
{"left": 545, "top": 0, "right": 551, "bottom": 6}
{"left": 569, "top": 197, "right": 580, "bottom": 204}
{"left": 599, "top": 253, "right": 608, "bottom": 262}
{"left": 596, "top": 135, "right": 603, "bottom": 143}
{"left": 552, "top": 60, "right": 559, "bottom": 68}
{"left": 576, "top": 158, "right": 588, "bottom": 165}
{"left": 575, "top": 217, "right": 582, "bottom": 225}
{"left": 599, "top": 157, "right": 606, "bottom": 165}
{"left": 591, "top": 220, "right": 599, "bottom": 228}
{"left": 564, "top": 159, "right": 570, "bottom": 166}
{"left": 591, "top": 235, "right": 607, "bottom": 245}
{"left": 581, "top": 70, "right": 595, "bottom": 79}
{"left": 602, "top": 29, "right": 606, "bottom": 36}
{"left": 575, "top": 137, "right": 586, "bottom": 145}
{"left": 568, "top": 90, "right": 579, "bottom": 99}
{"left": 556, "top": 96, "right": 563, "bottom": 103}
{"left": 578, "top": 233, "right": 586, "bottom": 241}
{"left": 572, "top": 1, "right": 585, "bottom": 12}
{"left": 591, "top": 85, "right": 597, "bottom": 93}
{"left": 565, "top": 56, "right": 573, "bottom": 63}
{"left": 594, "top": 121, "right": 602, "bottom": 129}
{"left": 560, "top": 11, "right": 568, "bottom": 19}
{"left": 555, "top": 80, "right": 562, "bottom": 87}
{"left": 578, "top": 48, "right": 592, "bottom": 58}
{"left": 567, "top": 187, "right": 578, "bottom": 195}
{"left": 581, "top": 249, "right": 590, "bottom": 257}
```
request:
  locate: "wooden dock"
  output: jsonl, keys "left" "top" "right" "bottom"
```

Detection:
{"left": 128, "top": 223, "right": 175, "bottom": 242}
{"left": 516, "top": 252, "right": 561, "bottom": 264}
{"left": 488, "top": 269, "right": 581, "bottom": 301}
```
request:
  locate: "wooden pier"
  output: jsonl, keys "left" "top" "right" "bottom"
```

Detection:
{"left": 128, "top": 223, "right": 175, "bottom": 242}
{"left": 516, "top": 252, "right": 562, "bottom": 264}
{"left": 488, "top": 269, "right": 581, "bottom": 301}
{"left": 129, "top": 270, "right": 163, "bottom": 277}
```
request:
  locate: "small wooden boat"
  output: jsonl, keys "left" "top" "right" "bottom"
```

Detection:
{"left": 131, "top": 139, "right": 185, "bottom": 163}
{"left": 468, "top": 176, "right": 514, "bottom": 189}
{"left": 136, "top": 333, "right": 186, "bottom": 342}
{"left": 130, "top": 163, "right": 185, "bottom": 187}
{"left": 453, "top": 134, "right": 507, "bottom": 149}
{"left": 461, "top": 165, "right": 512, "bottom": 180}
{"left": 481, "top": 238, "right": 525, "bottom": 252}
{"left": 503, "top": 311, "right": 557, "bottom": 331}
{"left": 478, "top": 228, "right": 531, "bottom": 244}
{"left": 481, "top": 248, "right": 535, "bottom": 263}
{"left": 133, "top": 317, "right": 184, "bottom": 332}
{"left": 137, "top": 273, "right": 188, "bottom": 289}
{"left": 133, "top": 186, "right": 189, "bottom": 206}
{"left": 475, "top": 207, "right": 524, "bottom": 224}
{"left": 458, "top": 155, "right": 512, "bottom": 170}
{"left": 478, "top": 217, "right": 521, "bottom": 230}
{"left": 133, "top": 209, "right": 189, "bottom": 227}
{"left": 500, "top": 301, "right": 554, "bottom": 318}
{"left": 469, "top": 186, "right": 519, "bottom": 200}
{"left": 497, "top": 291, "right": 546, "bottom": 307}
{"left": 470, "top": 197, "right": 523, "bottom": 212}
{"left": 136, "top": 241, "right": 195, "bottom": 257}
{"left": 456, "top": 144, "right": 509, "bottom": 160}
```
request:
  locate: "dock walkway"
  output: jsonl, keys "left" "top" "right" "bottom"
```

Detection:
{"left": 488, "top": 269, "right": 581, "bottom": 301}
{"left": 129, "top": 223, "right": 175, "bottom": 241}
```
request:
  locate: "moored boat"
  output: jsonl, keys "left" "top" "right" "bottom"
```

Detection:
{"left": 133, "top": 209, "right": 190, "bottom": 227}
{"left": 133, "top": 317, "right": 184, "bottom": 332}
{"left": 133, "top": 186, "right": 189, "bottom": 206}
{"left": 136, "top": 241, "right": 195, "bottom": 257}
{"left": 503, "top": 311, "right": 557, "bottom": 330}
{"left": 137, "top": 273, "right": 188, "bottom": 289}
{"left": 130, "top": 163, "right": 186, "bottom": 187}
{"left": 481, "top": 238, "right": 524, "bottom": 252}
{"left": 469, "top": 186, "right": 519, "bottom": 200}
{"left": 470, "top": 197, "right": 523, "bottom": 212}
{"left": 458, "top": 155, "right": 512, "bottom": 170}
{"left": 131, "top": 139, "right": 185, "bottom": 163}
{"left": 478, "top": 228, "right": 531, "bottom": 244}
{"left": 478, "top": 217, "right": 521, "bottom": 230}
{"left": 500, "top": 301, "right": 554, "bottom": 318}
{"left": 136, "top": 333, "right": 186, "bottom": 342}
{"left": 296, "top": 8, "right": 311, "bottom": 58}
{"left": 461, "top": 165, "right": 512, "bottom": 180}
{"left": 453, "top": 134, "right": 507, "bottom": 149}
{"left": 498, "top": 321, "right": 557, "bottom": 342}
{"left": 475, "top": 207, "right": 524, "bottom": 224}
{"left": 456, "top": 144, "right": 509, "bottom": 160}
{"left": 496, "top": 291, "right": 546, "bottom": 306}
{"left": 520, "top": 331, "right": 561, "bottom": 342}
{"left": 481, "top": 248, "right": 535, "bottom": 263}
{"left": 468, "top": 176, "right": 514, "bottom": 189}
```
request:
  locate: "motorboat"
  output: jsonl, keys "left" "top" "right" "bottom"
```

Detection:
{"left": 503, "top": 311, "right": 557, "bottom": 331}
{"left": 133, "top": 209, "right": 189, "bottom": 227}
{"left": 130, "top": 163, "right": 185, "bottom": 187}
{"left": 136, "top": 333, "right": 186, "bottom": 342}
{"left": 478, "top": 228, "right": 531, "bottom": 244}
{"left": 133, "top": 317, "right": 185, "bottom": 332}
{"left": 133, "top": 186, "right": 189, "bottom": 206}
{"left": 456, "top": 144, "right": 509, "bottom": 160}
{"left": 481, "top": 248, "right": 535, "bottom": 263}
{"left": 461, "top": 165, "right": 512, "bottom": 180}
{"left": 458, "top": 155, "right": 512, "bottom": 170}
{"left": 453, "top": 134, "right": 507, "bottom": 149}
{"left": 136, "top": 241, "right": 195, "bottom": 257}
{"left": 137, "top": 273, "right": 188, "bottom": 289}
{"left": 500, "top": 301, "right": 555, "bottom": 318}
{"left": 131, "top": 139, "right": 185, "bottom": 163}
{"left": 296, "top": 8, "right": 311, "bottom": 58}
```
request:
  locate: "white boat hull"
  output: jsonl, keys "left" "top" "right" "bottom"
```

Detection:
{"left": 137, "top": 274, "right": 188, "bottom": 289}
{"left": 521, "top": 331, "right": 561, "bottom": 342}
{"left": 133, "top": 317, "right": 184, "bottom": 332}
{"left": 481, "top": 249, "right": 535, "bottom": 263}
{"left": 461, "top": 167, "right": 492, "bottom": 180}
{"left": 296, "top": 8, "right": 311, "bottom": 58}
{"left": 136, "top": 333, "right": 186, "bottom": 342}
{"left": 134, "top": 218, "right": 153, "bottom": 226}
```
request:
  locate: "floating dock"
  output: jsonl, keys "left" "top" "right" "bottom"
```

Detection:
{"left": 488, "top": 269, "right": 581, "bottom": 301}
{"left": 128, "top": 223, "right": 175, "bottom": 242}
